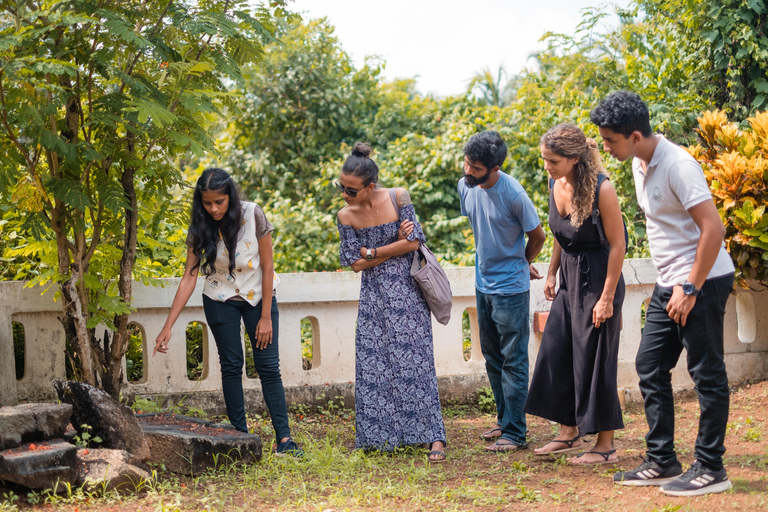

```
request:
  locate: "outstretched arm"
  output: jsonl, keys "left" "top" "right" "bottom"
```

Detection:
{"left": 154, "top": 248, "right": 200, "bottom": 356}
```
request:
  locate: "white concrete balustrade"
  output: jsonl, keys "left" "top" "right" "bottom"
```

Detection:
{"left": 1, "top": 258, "right": 767, "bottom": 407}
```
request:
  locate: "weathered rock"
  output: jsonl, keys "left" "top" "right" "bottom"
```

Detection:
{"left": 53, "top": 380, "right": 150, "bottom": 462}
{"left": 0, "top": 403, "right": 73, "bottom": 450}
{"left": 0, "top": 440, "right": 77, "bottom": 490}
{"left": 140, "top": 418, "right": 261, "bottom": 476}
{"left": 76, "top": 448, "right": 152, "bottom": 493}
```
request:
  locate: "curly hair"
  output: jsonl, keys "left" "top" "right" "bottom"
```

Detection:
{"left": 590, "top": 90, "right": 652, "bottom": 138}
{"left": 463, "top": 130, "right": 508, "bottom": 170}
{"left": 540, "top": 124, "right": 608, "bottom": 228}
{"left": 188, "top": 168, "right": 244, "bottom": 278}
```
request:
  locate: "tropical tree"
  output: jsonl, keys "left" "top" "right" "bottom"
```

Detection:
{"left": 638, "top": 0, "right": 768, "bottom": 119}
{"left": 467, "top": 66, "right": 517, "bottom": 107}
{"left": 0, "top": 0, "right": 291, "bottom": 398}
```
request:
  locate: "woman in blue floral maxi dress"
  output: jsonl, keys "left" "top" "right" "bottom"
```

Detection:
{"left": 336, "top": 143, "right": 447, "bottom": 462}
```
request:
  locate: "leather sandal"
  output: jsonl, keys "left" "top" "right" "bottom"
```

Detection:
{"left": 568, "top": 449, "right": 618, "bottom": 465}
{"left": 534, "top": 434, "right": 581, "bottom": 456}
{"left": 480, "top": 426, "right": 502, "bottom": 440}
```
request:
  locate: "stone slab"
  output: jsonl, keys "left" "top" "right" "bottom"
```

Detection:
{"left": 76, "top": 447, "right": 152, "bottom": 493}
{"left": 0, "top": 440, "right": 77, "bottom": 490}
{"left": 0, "top": 403, "right": 73, "bottom": 450}
{"left": 139, "top": 416, "right": 261, "bottom": 476}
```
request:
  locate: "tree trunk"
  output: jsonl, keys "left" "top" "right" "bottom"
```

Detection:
{"left": 59, "top": 266, "right": 98, "bottom": 387}
{"left": 103, "top": 162, "right": 138, "bottom": 399}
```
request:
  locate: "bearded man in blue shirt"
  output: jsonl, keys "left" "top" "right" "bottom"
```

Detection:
{"left": 458, "top": 130, "right": 546, "bottom": 452}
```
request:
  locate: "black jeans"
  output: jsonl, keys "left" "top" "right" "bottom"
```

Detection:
{"left": 203, "top": 295, "right": 291, "bottom": 442}
{"left": 636, "top": 273, "right": 733, "bottom": 470}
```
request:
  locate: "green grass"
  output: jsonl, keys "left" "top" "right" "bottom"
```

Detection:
{"left": 4, "top": 384, "right": 768, "bottom": 511}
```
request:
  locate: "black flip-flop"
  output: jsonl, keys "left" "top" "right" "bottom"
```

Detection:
{"left": 428, "top": 450, "right": 447, "bottom": 463}
{"left": 480, "top": 426, "right": 502, "bottom": 440}
{"left": 485, "top": 439, "right": 529, "bottom": 452}
{"left": 568, "top": 449, "right": 618, "bottom": 465}
{"left": 534, "top": 434, "right": 581, "bottom": 456}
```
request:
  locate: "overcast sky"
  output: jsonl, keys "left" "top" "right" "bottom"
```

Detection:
{"left": 289, "top": 0, "right": 634, "bottom": 97}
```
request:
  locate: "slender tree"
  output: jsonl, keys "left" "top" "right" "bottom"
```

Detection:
{"left": 0, "top": 0, "right": 292, "bottom": 398}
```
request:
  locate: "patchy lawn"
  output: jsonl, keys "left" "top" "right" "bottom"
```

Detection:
{"left": 2, "top": 381, "right": 768, "bottom": 512}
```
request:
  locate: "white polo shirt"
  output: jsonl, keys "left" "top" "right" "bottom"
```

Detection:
{"left": 632, "top": 135, "right": 734, "bottom": 287}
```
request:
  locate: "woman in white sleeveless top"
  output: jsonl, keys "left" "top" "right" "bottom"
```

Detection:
{"left": 153, "top": 168, "right": 302, "bottom": 457}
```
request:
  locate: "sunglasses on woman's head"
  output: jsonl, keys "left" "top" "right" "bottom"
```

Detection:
{"left": 335, "top": 180, "right": 361, "bottom": 198}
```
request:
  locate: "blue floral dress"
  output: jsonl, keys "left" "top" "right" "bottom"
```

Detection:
{"left": 338, "top": 202, "right": 447, "bottom": 451}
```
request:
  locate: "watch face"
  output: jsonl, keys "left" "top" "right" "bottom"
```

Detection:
{"left": 682, "top": 282, "right": 696, "bottom": 295}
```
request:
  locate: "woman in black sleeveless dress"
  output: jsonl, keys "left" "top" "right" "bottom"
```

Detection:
{"left": 524, "top": 124, "right": 626, "bottom": 465}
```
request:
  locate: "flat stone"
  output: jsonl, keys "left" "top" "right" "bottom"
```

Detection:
{"left": 0, "top": 403, "right": 73, "bottom": 450}
{"left": 76, "top": 448, "right": 152, "bottom": 493}
{"left": 138, "top": 414, "right": 261, "bottom": 476}
{"left": 0, "top": 440, "right": 77, "bottom": 490}
{"left": 53, "top": 380, "right": 150, "bottom": 462}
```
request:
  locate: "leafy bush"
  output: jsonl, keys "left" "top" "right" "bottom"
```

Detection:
{"left": 477, "top": 386, "right": 497, "bottom": 414}
{"left": 688, "top": 110, "right": 768, "bottom": 288}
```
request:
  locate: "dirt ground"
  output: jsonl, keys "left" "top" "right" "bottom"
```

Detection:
{"left": 2, "top": 380, "right": 768, "bottom": 511}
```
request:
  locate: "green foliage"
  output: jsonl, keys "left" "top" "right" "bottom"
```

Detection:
{"left": 315, "top": 392, "right": 352, "bottom": 419}
{"left": 186, "top": 322, "right": 205, "bottom": 381}
{"left": 226, "top": 18, "right": 381, "bottom": 203}
{"left": 468, "top": 66, "right": 517, "bottom": 107}
{"left": 131, "top": 396, "right": 166, "bottom": 414}
{"left": 0, "top": 0, "right": 290, "bottom": 394}
{"left": 477, "top": 386, "right": 496, "bottom": 414}
{"left": 639, "top": 0, "right": 768, "bottom": 118}
{"left": 72, "top": 424, "right": 103, "bottom": 448}
{"left": 125, "top": 324, "right": 144, "bottom": 382}
{"left": 688, "top": 110, "right": 768, "bottom": 287}
{"left": 12, "top": 322, "right": 24, "bottom": 380}
{"left": 515, "top": 485, "right": 543, "bottom": 503}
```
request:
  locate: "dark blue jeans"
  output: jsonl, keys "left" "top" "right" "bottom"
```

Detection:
{"left": 636, "top": 274, "right": 733, "bottom": 470}
{"left": 203, "top": 295, "right": 291, "bottom": 442}
{"left": 476, "top": 290, "right": 530, "bottom": 445}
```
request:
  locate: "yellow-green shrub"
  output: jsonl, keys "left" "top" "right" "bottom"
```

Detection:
{"left": 688, "top": 110, "right": 768, "bottom": 288}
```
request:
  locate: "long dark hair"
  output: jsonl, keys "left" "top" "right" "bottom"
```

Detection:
{"left": 188, "top": 168, "right": 243, "bottom": 277}
{"left": 341, "top": 142, "right": 379, "bottom": 186}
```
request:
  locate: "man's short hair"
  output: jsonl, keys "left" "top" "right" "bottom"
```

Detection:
{"left": 590, "top": 90, "right": 653, "bottom": 138}
{"left": 464, "top": 130, "right": 508, "bottom": 170}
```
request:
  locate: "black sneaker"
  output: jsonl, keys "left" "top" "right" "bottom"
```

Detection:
{"left": 613, "top": 457, "right": 683, "bottom": 486}
{"left": 275, "top": 438, "right": 304, "bottom": 458}
{"left": 661, "top": 461, "right": 732, "bottom": 496}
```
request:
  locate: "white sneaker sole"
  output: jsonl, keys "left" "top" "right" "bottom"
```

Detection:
{"left": 660, "top": 479, "right": 732, "bottom": 496}
{"left": 616, "top": 476, "right": 682, "bottom": 486}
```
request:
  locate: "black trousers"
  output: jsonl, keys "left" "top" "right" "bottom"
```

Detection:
{"left": 203, "top": 295, "right": 291, "bottom": 441}
{"left": 636, "top": 273, "right": 733, "bottom": 470}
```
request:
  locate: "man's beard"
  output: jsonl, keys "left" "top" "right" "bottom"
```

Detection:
{"left": 463, "top": 172, "right": 491, "bottom": 188}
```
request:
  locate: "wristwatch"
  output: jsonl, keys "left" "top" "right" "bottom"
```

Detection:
{"left": 365, "top": 248, "right": 374, "bottom": 260}
{"left": 682, "top": 281, "right": 701, "bottom": 297}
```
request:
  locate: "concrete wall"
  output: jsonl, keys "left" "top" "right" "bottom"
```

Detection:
{"left": 2, "top": 259, "right": 767, "bottom": 412}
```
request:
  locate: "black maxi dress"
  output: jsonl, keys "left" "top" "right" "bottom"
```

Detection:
{"left": 524, "top": 178, "right": 625, "bottom": 435}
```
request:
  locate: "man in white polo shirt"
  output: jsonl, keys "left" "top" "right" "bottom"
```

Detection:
{"left": 591, "top": 91, "right": 735, "bottom": 497}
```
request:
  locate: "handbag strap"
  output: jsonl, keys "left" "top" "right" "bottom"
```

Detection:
{"left": 388, "top": 188, "right": 400, "bottom": 220}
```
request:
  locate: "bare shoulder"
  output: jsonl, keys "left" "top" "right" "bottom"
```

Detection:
{"left": 394, "top": 187, "right": 412, "bottom": 208}
{"left": 337, "top": 205, "right": 354, "bottom": 225}
{"left": 598, "top": 177, "right": 620, "bottom": 208}
{"left": 598, "top": 176, "right": 617, "bottom": 197}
